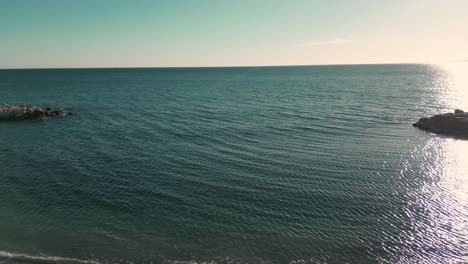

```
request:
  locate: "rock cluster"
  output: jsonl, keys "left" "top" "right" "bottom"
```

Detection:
{"left": 0, "top": 104, "right": 71, "bottom": 121}
{"left": 413, "top": 109, "right": 468, "bottom": 137}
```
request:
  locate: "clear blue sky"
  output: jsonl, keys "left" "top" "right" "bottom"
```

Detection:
{"left": 1, "top": 0, "right": 467, "bottom": 68}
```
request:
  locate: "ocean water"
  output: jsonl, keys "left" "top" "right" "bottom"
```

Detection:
{"left": 0, "top": 64, "right": 467, "bottom": 264}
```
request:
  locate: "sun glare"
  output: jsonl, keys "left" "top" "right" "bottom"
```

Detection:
{"left": 439, "top": 62, "right": 468, "bottom": 110}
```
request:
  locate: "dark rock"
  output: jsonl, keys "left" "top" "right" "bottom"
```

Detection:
{"left": 0, "top": 104, "right": 72, "bottom": 121}
{"left": 32, "top": 109, "right": 45, "bottom": 120}
{"left": 413, "top": 109, "right": 468, "bottom": 137}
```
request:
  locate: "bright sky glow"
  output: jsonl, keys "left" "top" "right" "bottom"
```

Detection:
{"left": 1, "top": 0, "right": 468, "bottom": 68}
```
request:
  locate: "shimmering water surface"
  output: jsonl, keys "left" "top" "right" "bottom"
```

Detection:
{"left": 0, "top": 64, "right": 467, "bottom": 264}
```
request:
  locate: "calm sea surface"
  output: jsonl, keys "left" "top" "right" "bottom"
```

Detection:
{"left": 0, "top": 65, "right": 467, "bottom": 264}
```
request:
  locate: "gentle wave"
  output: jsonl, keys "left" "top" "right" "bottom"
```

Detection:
{"left": 1, "top": 65, "right": 467, "bottom": 263}
{"left": 0, "top": 251, "right": 100, "bottom": 264}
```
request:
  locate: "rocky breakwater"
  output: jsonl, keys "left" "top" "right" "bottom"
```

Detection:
{"left": 0, "top": 104, "right": 72, "bottom": 121}
{"left": 413, "top": 109, "right": 468, "bottom": 137}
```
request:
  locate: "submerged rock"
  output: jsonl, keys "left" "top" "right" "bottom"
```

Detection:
{"left": 0, "top": 104, "right": 72, "bottom": 121}
{"left": 413, "top": 109, "right": 468, "bottom": 137}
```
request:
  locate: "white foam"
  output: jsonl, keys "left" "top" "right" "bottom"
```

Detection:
{"left": 0, "top": 251, "right": 100, "bottom": 264}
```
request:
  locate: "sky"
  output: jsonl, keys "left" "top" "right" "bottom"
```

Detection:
{"left": 1, "top": 0, "right": 468, "bottom": 68}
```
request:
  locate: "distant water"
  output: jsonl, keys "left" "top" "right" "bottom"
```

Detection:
{"left": 0, "top": 65, "right": 467, "bottom": 264}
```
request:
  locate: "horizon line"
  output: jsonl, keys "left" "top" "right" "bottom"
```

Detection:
{"left": 0, "top": 61, "right": 439, "bottom": 70}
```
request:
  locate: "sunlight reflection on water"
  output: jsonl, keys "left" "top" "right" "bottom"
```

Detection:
{"left": 422, "top": 138, "right": 468, "bottom": 262}
{"left": 395, "top": 62, "right": 468, "bottom": 263}
{"left": 438, "top": 62, "right": 468, "bottom": 110}
{"left": 396, "top": 138, "right": 468, "bottom": 263}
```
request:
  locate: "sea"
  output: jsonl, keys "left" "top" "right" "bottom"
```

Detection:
{"left": 0, "top": 64, "right": 467, "bottom": 264}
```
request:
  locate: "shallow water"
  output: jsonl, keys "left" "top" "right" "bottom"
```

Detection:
{"left": 0, "top": 64, "right": 467, "bottom": 263}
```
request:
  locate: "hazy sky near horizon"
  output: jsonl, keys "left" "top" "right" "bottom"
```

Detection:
{"left": 1, "top": 0, "right": 468, "bottom": 68}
